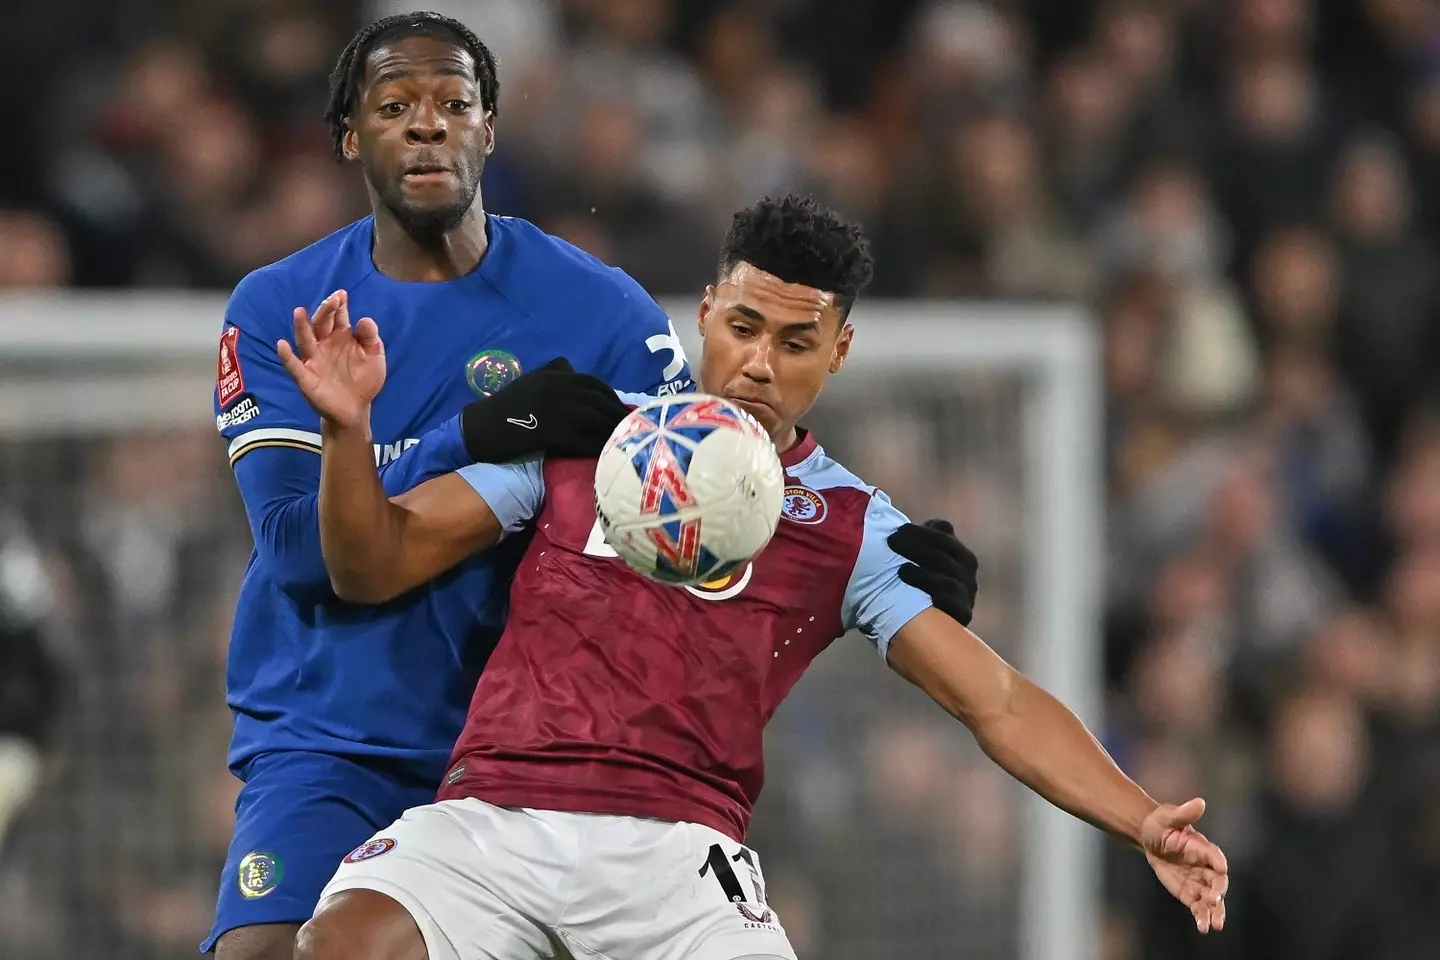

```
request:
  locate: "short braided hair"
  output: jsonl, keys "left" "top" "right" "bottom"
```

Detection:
{"left": 325, "top": 11, "right": 500, "bottom": 159}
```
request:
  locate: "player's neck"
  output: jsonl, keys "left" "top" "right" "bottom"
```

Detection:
{"left": 771, "top": 425, "right": 798, "bottom": 455}
{"left": 371, "top": 204, "right": 489, "bottom": 282}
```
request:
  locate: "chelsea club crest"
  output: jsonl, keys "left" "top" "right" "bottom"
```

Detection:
{"left": 466, "top": 349, "right": 523, "bottom": 397}
{"left": 236, "top": 851, "right": 284, "bottom": 899}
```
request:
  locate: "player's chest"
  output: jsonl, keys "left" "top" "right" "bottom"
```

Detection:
{"left": 537, "top": 467, "right": 860, "bottom": 635}
{"left": 344, "top": 292, "right": 554, "bottom": 440}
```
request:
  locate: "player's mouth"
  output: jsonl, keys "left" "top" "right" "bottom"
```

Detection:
{"left": 728, "top": 396, "right": 776, "bottom": 421}
{"left": 402, "top": 163, "right": 454, "bottom": 183}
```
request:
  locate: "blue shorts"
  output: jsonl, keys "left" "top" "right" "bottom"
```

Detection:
{"left": 203, "top": 750, "right": 439, "bottom": 952}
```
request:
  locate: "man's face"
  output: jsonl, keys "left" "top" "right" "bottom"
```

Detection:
{"left": 696, "top": 262, "right": 852, "bottom": 444}
{"left": 344, "top": 35, "right": 494, "bottom": 238}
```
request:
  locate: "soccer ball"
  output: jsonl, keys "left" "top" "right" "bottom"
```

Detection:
{"left": 594, "top": 394, "right": 785, "bottom": 585}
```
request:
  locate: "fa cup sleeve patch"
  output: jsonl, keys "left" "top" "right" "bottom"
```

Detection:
{"left": 217, "top": 327, "right": 246, "bottom": 408}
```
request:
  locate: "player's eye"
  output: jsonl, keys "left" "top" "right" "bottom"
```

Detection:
{"left": 445, "top": 100, "right": 472, "bottom": 112}
{"left": 729, "top": 323, "right": 754, "bottom": 338}
{"left": 784, "top": 341, "right": 809, "bottom": 353}
{"left": 379, "top": 102, "right": 406, "bottom": 117}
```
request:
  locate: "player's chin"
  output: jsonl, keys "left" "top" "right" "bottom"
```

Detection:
{"left": 391, "top": 197, "right": 470, "bottom": 235}
{"left": 397, "top": 180, "right": 465, "bottom": 210}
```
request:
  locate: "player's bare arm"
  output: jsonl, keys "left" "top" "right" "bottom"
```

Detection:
{"left": 887, "top": 609, "right": 1229, "bottom": 934}
{"left": 279, "top": 291, "right": 505, "bottom": 602}
{"left": 321, "top": 444, "right": 502, "bottom": 603}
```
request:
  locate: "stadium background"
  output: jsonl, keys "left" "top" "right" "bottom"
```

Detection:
{"left": 1, "top": 0, "right": 1439, "bottom": 958}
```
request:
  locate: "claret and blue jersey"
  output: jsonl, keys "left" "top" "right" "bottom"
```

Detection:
{"left": 205, "top": 212, "right": 690, "bottom": 949}
{"left": 440, "top": 396, "right": 932, "bottom": 841}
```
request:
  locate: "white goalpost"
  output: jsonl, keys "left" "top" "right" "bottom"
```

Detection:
{"left": 0, "top": 293, "right": 1102, "bottom": 960}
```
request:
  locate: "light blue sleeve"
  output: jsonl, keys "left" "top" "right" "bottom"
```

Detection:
{"left": 615, "top": 389, "right": 654, "bottom": 407}
{"left": 456, "top": 457, "right": 546, "bottom": 540}
{"left": 841, "top": 490, "right": 933, "bottom": 661}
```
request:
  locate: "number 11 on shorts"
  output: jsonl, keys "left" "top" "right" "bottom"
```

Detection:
{"left": 699, "top": 843, "right": 768, "bottom": 905}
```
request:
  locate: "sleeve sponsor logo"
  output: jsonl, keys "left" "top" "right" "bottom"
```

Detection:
{"left": 217, "top": 327, "right": 245, "bottom": 408}
{"left": 375, "top": 438, "right": 421, "bottom": 466}
{"left": 215, "top": 394, "right": 261, "bottom": 432}
{"left": 655, "top": 377, "right": 694, "bottom": 396}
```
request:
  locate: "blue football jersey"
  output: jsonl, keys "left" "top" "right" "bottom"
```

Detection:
{"left": 214, "top": 213, "right": 693, "bottom": 780}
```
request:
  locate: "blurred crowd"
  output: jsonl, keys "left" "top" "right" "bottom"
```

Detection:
{"left": 3, "top": 0, "right": 1440, "bottom": 958}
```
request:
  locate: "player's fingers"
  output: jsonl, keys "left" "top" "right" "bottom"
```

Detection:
{"left": 1175, "top": 826, "right": 1226, "bottom": 875}
{"left": 1199, "top": 835, "right": 1228, "bottom": 875}
{"left": 564, "top": 372, "right": 625, "bottom": 400}
{"left": 335, "top": 289, "right": 352, "bottom": 331}
{"left": 896, "top": 564, "right": 954, "bottom": 596}
{"left": 1193, "top": 858, "right": 1225, "bottom": 896}
{"left": 292, "top": 307, "right": 319, "bottom": 358}
{"left": 889, "top": 523, "right": 973, "bottom": 572}
{"left": 896, "top": 565, "right": 973, "bottom": 625}
{"left": 355, "top": 316, "right": 381, "bottom": 348}
{"left": 919, "top": 518, "right": 977, "bottom": 565}
{"left": 1194, "top": 888, "right": 1223, "bottom": 934}
{"left": 1162, "top": 797, "right": 1206, "bottom": 830}
{"left": 890, "top": 536, "right": 968, "bottom": 581}
{"left": 553, "top": 411, "right": 628, "bottom": 455}
{"left": 276, "top": 339, "right": 308, "bottom": 383}
{"left": 569, "top": 382, "right": 631, "bottom": 419}
{"left": 897, "top": 562, "right": 977, "bottom": 600}
{"left": 1213, "top": 861, "right": 1230, "bottom": 897}
{"left": 311, "top": 291, "right": 340, "bottom": 338}
{"left": 573, "top": 407, "right": 627, "bottom": 437}
{"left": 923, "top": 518, "right": 955, "bottom": 536}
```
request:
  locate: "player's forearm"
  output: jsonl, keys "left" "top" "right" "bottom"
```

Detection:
{"left": 318, "top": 416, "right": 409, "bottom": 603}
{"left": 235, "top": 413, "right": 475, "bottom": 599}
{"left": 971, "top": 676, "right": 1156, "bottom": 847}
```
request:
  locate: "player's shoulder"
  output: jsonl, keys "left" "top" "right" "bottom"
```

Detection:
{"left": 787, "top": 439, "right": 878, "bottom": 498}
{"left": 487, "top": 215, "right": 661, "bottom": 321}
{"left": 227, "top": 218, "right": 373, "bottom": 327}
{"left": 783, "top": 438, "right": 904, "bottom": 531}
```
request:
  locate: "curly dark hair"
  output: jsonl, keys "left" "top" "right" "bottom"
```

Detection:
{"left": 717, "top": 194, "right": 875, "bottom": 319}
{"left": 325, "top": 11, "right": 500, "bottom": 160}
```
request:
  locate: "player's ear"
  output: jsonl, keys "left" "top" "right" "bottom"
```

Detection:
{"left": 697, "top": 286, "right": 716, "bottom": 336}
{"left": 829, "top": 323, "right": 853, "bottom": 374}
{"left": 483, "top": 112, "right": 496, "bottom": 156}
{"left": 342, "top": 122, "right": 360, "bottom": 161}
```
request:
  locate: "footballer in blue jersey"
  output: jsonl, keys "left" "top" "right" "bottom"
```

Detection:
{"left": 205, "top": 12, "right": 698, "bottom": 959}
{"left": 207, "top": 13, "right": 975, "bottom": 960}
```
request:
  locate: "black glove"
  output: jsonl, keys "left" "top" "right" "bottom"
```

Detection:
{"left": 887, "top": 518, "right": 979, "bottom": 627}
{"left": 460, "top": 357, "right": 630, "bottom": 462}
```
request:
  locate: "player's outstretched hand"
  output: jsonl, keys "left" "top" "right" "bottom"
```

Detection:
{"left": 460, "top": 357, "right": 630, "bottom": 463}
{"left": 1141, "top": 797, "right": 1229, "bottom": 934}
{"left": 888, "top": 519, "right": 979, "bottom": 626}
{"left": 277, "top": 289, "right": 386, "bottom": 430}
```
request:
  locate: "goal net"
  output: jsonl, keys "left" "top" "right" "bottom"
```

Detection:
{"left": 0, "top": 295, "right": 1101, "bottom": 960}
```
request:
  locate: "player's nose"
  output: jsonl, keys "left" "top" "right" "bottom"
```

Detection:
{"left": 740, "top": 341, "right": 774, "bottom": 383}
{"left": 405, "top": 100, "right": 447, "bottom": 144}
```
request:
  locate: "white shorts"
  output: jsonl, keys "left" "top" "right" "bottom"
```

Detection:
{"left": 318, "top": 798, "right": 796, "bottom": 960}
